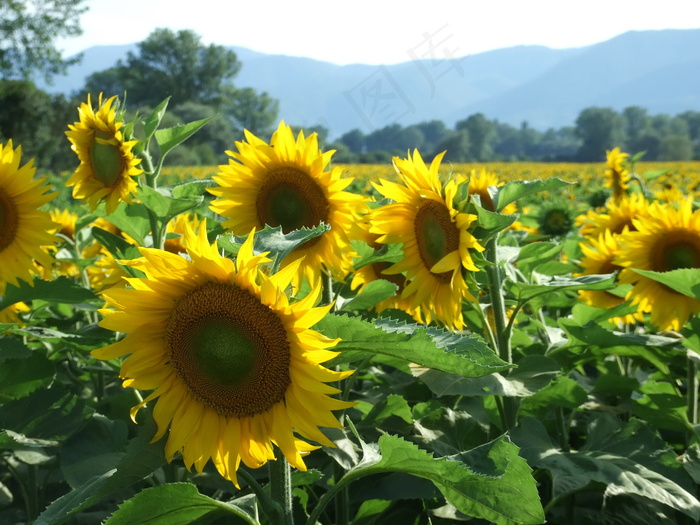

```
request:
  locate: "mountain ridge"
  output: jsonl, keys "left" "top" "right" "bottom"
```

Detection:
{"left": 40, "top": 28, "right": 700, "bottom": 139}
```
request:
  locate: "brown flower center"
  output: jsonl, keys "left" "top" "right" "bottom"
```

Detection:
{"left": 651, "top": 230, "right": 700, "bottom": 272}
{"left": 165, "top": 282, "right": 291, "bottom": 418}
{"left": 256, "top": 166, "right": 330, "bottom": 247}
{"left": 0, "top": 188, "right": 19, "bottom": 253}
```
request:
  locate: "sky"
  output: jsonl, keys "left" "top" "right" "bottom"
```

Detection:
{"left": 56, "top": 0, "right": 700, "bottom": 65}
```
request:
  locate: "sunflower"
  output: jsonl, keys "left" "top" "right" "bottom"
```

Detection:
{"left": 466, "top": 168, "right": 517, "bottom": 214}
{"left": 209, "top": 121, "right": 367, "bottom": 288}
{"left": 576, "top": 230, "right": 643, "bottom": 325}
{"left": 92, "top": 223, "right": 352, "bottom": 485}
{"left": 614, "top": 200, "right": 700, "bottom": 331}
{"left": 50, "top": 208, "right": 78, "bottom": 240}
{"left": 604, "top": 147, "right": 630, "bottom": 201}
{"left": 65, "top": 94, "right": 143, "bottom": 214}
{"left": 350, "top": 230, "right": 423, "bottom": 322}
{"left": 0, "top": 282, "right": 30, "bottom": 325}
{"left": 163, "top": 213, "right": 203, "bottom": 255}
{"left": 576, "top": 193, "right": 651, "bottom": 240}
{"left": 537, "top": 203, "right": 574, "bottom": 237}
{"left": 369, "top": 150, "right": 484, "bottom": 330}
{"left": 0, "top": 140, "right": 58, "bottom": 287}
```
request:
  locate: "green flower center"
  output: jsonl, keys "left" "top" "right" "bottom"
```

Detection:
{"left": 0, "top": 188, "right": 19, "bottom": 253}
{"left": 661, "top": 240, "right": 700, "bottom": 271}
{"left": 190, "top": 318, "right": 259, "bottom": 386}
{"left": 166, "top": 282, "right": 291, "bottom": 417}
{"left": 91, "top": 131, "right": 124, "bottom": 187}
{"left": 414, "top": 199, "right": 459, "bottom": 282}
{"left": 256, "top": 166, "right": 329, "bottom": 246}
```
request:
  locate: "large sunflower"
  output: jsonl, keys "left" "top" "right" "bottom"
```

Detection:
{"left": 0, "top": 140, "right": 58, "bottom": 287}
{"left": 576, "top": 230, "right": 643, "bottom": 325}
{"left": 614, "top": 200, "right": 700, "bottom": 331}
{"left": 65, "top": 94, "right": 143, "bottom": 214}
{"left": 209, "top": 121, "right": 367, "bottom": 288}
{"left": 369, "top": 150, "right": 484, "bottom": 330}
{"left": 92, "top": 223, "right": 352, "bottom": 485}
{"left": 604, "top": 147, "right": 630, "bottom": 201}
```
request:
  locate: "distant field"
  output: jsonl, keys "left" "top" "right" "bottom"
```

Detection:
{"left": 161, "top": 161, "right": 700, "bottom": 200}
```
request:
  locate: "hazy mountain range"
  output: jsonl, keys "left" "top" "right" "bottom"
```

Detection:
{"left": 40, "top": 28, "right": 700, "bottom": 139}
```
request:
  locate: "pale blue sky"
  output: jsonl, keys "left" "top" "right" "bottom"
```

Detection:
{"left": 58, "top": 0, "right": 700, "bottom": 65}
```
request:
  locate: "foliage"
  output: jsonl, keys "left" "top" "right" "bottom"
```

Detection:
{"left": 0, "top": 0, "right": 87, "bottom": 82}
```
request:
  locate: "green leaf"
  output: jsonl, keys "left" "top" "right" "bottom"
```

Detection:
{"left": 414, "top": 355, "right": 560, "bottom": 397}
{"left": 558, "top": 318, "right": 680, "bottom": 349}
{"left": 361, "top": 394, "right": 414, "bottom": 428}
{"left": 514, "top": 242, "right": 563, "bottom": 274}
{"left": 103, "top": 202, "right": 152, "bottom": 247}
{"left": 318, "top": 314, "right": 511, "bottom": 378}
{"left": 473, "top": 206, "right": 518, "bottom": 238}
{"left": 511, "top": 417, "right": 700, "bottom": 519}
{"left": 632, "top": 380, "right": 691, "bottom": 432}
{"left": 36, "top": 417, "right": 167, "bottom": 525}
{"left": 521, "top": 375, "right": 588, "bottom": 411}
{"left": 494, "top": 178, "right": 573, "bottom": 212}
{"left": 343, "top": 434, "right": 544, "bottom": 525}
{"left": 0, "top": 276, "right": 97, "bottom": 311}
{"left": 91, "top": 227, "right": 142, "bottom": 262}
{"left": 105, "top": 483, "right": 257, "bottom": 525}
{"left": 0, "top": 388, "right": 93, "bottom": 449}
{"left": 137, "top": 186, "right": 203, "bottom": 227}
{"left": 642, "top": 169, "right": 669, "bottom": 181}
{"left": 172, "top": 178, "right": 217, "bottom": 199}
{"left": 351, "top": 242, "right": 404, "bottom": 270}
{"left": 155, "top": 117, "right": 213, "bottom": 160}
{"left": 225, "top": 223, "right": 331, "bottom": 273}
{"left": 341, "top": 280, "right": 398, "bottom": 311}
{"left": 631, "top": 268, "right": 700, "bottom": 300}
{"left": 509, "top": 273, "right": 617, "bottom": 302}
{"left": 0, "top": 337, "right": 32, "bottom": 359}
{"left": 0, "top": 351, "right": 55, "bottom": 400}
{"left": 143, "top": 97, "right": 170, "bottom": 142}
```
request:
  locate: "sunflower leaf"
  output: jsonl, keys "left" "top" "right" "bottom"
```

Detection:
{"left": 511, "top": 416, "right": 700, "bottom": 520}
{"left": 318, "top": 314, "right": 510, "bottom": 377}
{"left": 509, "top": 273, "right": 617, "bottom": 301}
{"left": 493, "top": 178, "right": 573, "bottom": 212}
{"left": 630, "top": 268, "right": 700, "bottom": 300}
{"left": 0, "top": 350, "right": 55, "bottom": 400}
{"left": 103, "top": 483, "right": 258, "bottom": 525}
{"left": 0, "top": 276, "right": 97, "bottom": 311}
{"left": 339, "top": 434, "right": 543, "bottom": 525}
{"left": 142, "top": 97, "right": 170, "bottom": 144}
{"left": 154, "top": 117, "right": 213, "bottom": 161}
{"left": 138, "top": 186, "right": 203, "bottom": 224}
{"left": 341, "top": 280, "right": 398, "bottom": 312}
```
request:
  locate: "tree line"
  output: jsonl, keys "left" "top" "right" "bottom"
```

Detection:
{"left": 326, "top": 107, "right": 700, "bottom": 164}
{"left": 1, "top": 2, "right": 699, "bottom": 172}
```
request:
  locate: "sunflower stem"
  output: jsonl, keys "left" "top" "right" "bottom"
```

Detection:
{"left": 688, "top": 357, "right": 698, "bottom": 434}
{"left": 321, "top": 270, "right": 334, "bottom": 309}
{"left": 270, "top": 447, "right": 294, "bottom": 525}
{"left": 139, "top": 148, "right": 165, "bottom": 250}
{"left": 484, "top": 236, "right": 518, "bottom": 431}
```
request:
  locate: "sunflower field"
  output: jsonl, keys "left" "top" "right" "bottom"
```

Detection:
{"left": 2, "top": 95, "right": 700, "bottom": 525}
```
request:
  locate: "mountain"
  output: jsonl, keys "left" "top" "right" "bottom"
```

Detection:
{"left": 40, "top": 28, "right": 700, "bottom": 139}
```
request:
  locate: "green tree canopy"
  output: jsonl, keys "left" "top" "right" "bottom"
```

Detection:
{"left": 574, "top": 107, "right": 625, "bottom": 161}
{"left": 83, "top": 28, "right": 242, "bottom": 108}
{"left": 0, "top": 0, "right": 87, "bottom": 82}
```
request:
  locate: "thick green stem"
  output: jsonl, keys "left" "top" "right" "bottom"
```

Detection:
{"left": 688, "top": 358, "right": 698, "bottom": 432}
{"left": 139, "top": 149, "right": 165, "bottom": 250}
{"left": 484, "top": 236, "right": 518, "bottom": 431}
{"left": 321, "top": 270, "right": 334, "bottom": 309}
{"left": 270, "top": 447, "right": 294, "bottom": 525}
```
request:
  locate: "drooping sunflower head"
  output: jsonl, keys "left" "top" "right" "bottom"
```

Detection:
{"left": 65, "top": 93, "right": 143, "bottom": 214}
{"left": 93, "top": 223, "right": 352, "bottom": 485}
{"left": 369, "top": 150, "right": 484, "bottom": 330}
{"left": 604, "top": 147, "right": 630, "bottom": 201}
{"left": 466, "top": 168, "right": 499, "bottom": 212}
{"left": 209, "top": 121, "right": 368, "bottom": 288}
{"left": 49, "top": 208, "right": 78, "bottom": 240}
{"left": 0, "top": 140, "right": 58, "bottom": 287}
{"left": 615, "top": 199, "right": 700, "bottom": 331}
{"left": 576, "top": 230, "right": 643, "bottom": 325}
{"left": 537, "top": 202, "right": 574, "bottom": 237}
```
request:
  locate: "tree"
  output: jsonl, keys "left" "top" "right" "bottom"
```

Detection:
{"left": 659, "top": 134, "right": 694, "bottom": 161}
{"left": 339, "top": 129, "right": 365, "bottom": 154}
{"left": 83, "top": 28, "right": 241, "bottom": 107}
{"left": 225, "top": 87, "right": 279, "bottom": 139}
{"left": 574, "top": 107, "right": 625, "bottom": 161}
{"left": 0, "top": 79, "right": 75, "bottom": 171}
{"left": 456, "top": 113, "right": 495, "bottom": 161}
{"left": 0, "top": 0, "right": 87, "bottom": 82}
